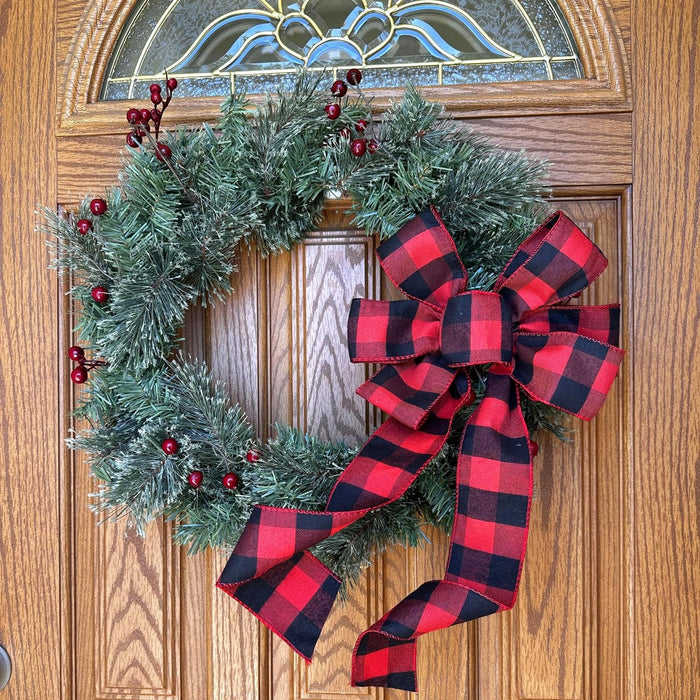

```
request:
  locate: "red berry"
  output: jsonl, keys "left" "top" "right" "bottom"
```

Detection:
{"left": 529, "top": 440, "right": 539, "bottom": 458}
{"left": 89, "top": 198, "right": 107, "bottom": 216}
{"left": 70, "top": 365, "right": 88, "bottom": 384}
{"left": 91, "top": 286, "right": 108, "bottom": 303}
{"left": 155, "top": 142, "right": 172, "bottom": 161}
{"left": 150, "top": 109, "right": 161, "bottom": 122}
{"left": 162, "top": 438, "right": 179, "bottom": 455}
{"left": 325, "top": 103, "right": 341, "bottom": 120}
{"left": 339, "top": 127, "right": 351, "bottom": 138}
{"left": 126, "top": 132, "right": 142, "bottom": 147}
{"left": 140, "top": 108, "right": 151, "bottom": 123}
{"left": 222, "top": 472, "right": 240, "bottom": 490}
{"left": 346, "top": 68, "right": 363, "bottom": 85}
{"left": 126, "top": 107, "right": 141, "bottom": 124}
{"left": 331, "top": 79, "right": 348, "bottom": 97}
{"left": 166, "top": 77, "right": 178, "bottom": 90}
{"left": 368, "top": 139, "right": 379, "bottom": 154}
{"left": 245, "top": 450, "right": 260, "bottom": 463}
{"left": 76, "top": 218, "right": 92, "bottom": 235}
{"left": 68, "top": 345, "right": 85, "bottom": 362}
{"left": 149, "top": 83, "right": 161, "bottom": 94}
{"left": 355, "top": 119, "right": 368, "bottom": 132}
{"left": 187, "top": 470, "right": 203, "bottom": 488}
{"left": 350, "top": 138, "right": 367, "bottom": 157}
{"left": 150, "top": 91, "right": 162, "bottom": 105}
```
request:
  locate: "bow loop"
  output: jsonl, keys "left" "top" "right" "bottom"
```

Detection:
{"left": 376, "top": 207, "right": 467, "bottom": 310}
{"left": 356, "top": 355, "right": 459, "bottom": 429}
{"left": 512, "top": 332, "right": 624, "bottom": 419}
{"left": 496, "top": 212, "right": 609, "bottom": 318}
{"left": 348, "top": 298, "right": 441, "bottom": 363}
{"left": 518, "top": 304, "right": 620, "bottom": 346}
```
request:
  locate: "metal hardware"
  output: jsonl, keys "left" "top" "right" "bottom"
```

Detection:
{"left": 0, "top": 645, "right": 11, "bottom": 690}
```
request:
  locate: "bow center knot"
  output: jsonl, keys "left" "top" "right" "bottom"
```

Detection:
{"left": 440, "top": 291, "right": 513, "bottom": 366}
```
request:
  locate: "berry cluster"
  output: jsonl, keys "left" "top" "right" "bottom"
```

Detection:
{"left": 178, "top": 449, "right": 258, "bottom": 492}
{"left": 164, "top": 438, "right": 241, "bottom": 491}
{"left": 76, "top": 196, "right": 107, "bottom": 237}
{"left": 68, "top": 345, "right": 107, "bottom": 384}
{"left": 159, "top": 443, "right": 258, "bottom": 492}
{"left": 324, "top": 69, "right": 378, "bottom": 157}
{"left": 125, "top": 76, "right": 178, "bottom": 160}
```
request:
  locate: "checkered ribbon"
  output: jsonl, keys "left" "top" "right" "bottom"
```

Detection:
{"left": 217, "top": 207, "right": 623, "bottom": 691}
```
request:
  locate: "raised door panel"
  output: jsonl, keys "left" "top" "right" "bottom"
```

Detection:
{"left": 63, "top": 192, "right": 630, "bottom": 699}
{"left": 476, "top": 194, "right": 630, "bottom": 700}
{"left": 65, "top": 290, "right": 181, "bottom": 699}
{"left": 232, "top": 211, "right": 391, "bottom": 700}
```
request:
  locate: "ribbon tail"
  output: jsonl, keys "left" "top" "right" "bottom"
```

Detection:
{"left": 447, "top": 369, "right": 532, "bottom": 606}
{"left": 352, "top": 370, "right": 532, "bottom": 691}
{"left": 218, "top": 377, "right": 472, "bottom": 663}
{"left": 217, "top": 505, "right": 359, "bottom": 660}
{"left": 217, "top": 550, "right": 342, "bottom": 661}
{"left": 352, "top": 580, "right": 499, "bottom": 691}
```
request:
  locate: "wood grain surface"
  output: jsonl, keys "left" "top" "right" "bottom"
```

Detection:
{"left": 0, "top": 1, "right": 61, "bottom": 699}
{"left": 1, "top": 0, "right": 695, "bottom": 697}
{"left": 631, "top": 0, "right": 700, "bottom": 696}
{"left": 56, "top": 113, "right": 632, "bottom": 203}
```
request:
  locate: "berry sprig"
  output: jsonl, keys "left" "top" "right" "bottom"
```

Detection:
{"left": 184, "top": 468, "right": 242, "bottom": 491}
{"left": 162, "top": 437, "right": 243, "bottom": 493}
{"left": 324, "top": 69, "right": 380, "bottom": 158}
{"left": 68, "top": 345, "right": 107, "bottom": 384}
{"left": 125, "top": 76, "right": 178, "bottom": 157}
{"left": 75, "top": 197, "right": 108, "bottom": 236}
{"left": 124, "top": 77, "right": 202, "bottom": 203}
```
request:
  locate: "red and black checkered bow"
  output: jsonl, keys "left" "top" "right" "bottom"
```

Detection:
{"left": 217, "top": 207, "right": 623, "bottom": 691}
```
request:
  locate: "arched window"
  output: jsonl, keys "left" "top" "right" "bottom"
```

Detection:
{"left": 100, "top": 0, "right": 583, "bottom": 100}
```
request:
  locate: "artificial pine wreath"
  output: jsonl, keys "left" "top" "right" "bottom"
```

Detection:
{"left": 45, "top": 71, "right": 563, "bottom": 589}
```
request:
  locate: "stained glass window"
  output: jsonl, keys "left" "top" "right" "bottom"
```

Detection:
{"left": 100, "top": 0, "right": 583, "bottom": 100}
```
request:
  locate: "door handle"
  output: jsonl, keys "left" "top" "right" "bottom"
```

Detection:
{"left": 0, "top": 645, "right": 10, "bottom": 690}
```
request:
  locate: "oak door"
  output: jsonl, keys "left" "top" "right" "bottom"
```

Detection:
{"left": 1, "top": 0, "right": 698, "bottom": 698}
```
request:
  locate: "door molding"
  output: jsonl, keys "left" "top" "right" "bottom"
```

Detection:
{"left": 57, "top": 0, "right": 631, "bottom": 136}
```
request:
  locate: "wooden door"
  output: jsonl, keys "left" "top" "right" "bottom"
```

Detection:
{"left": 1, "top": 0, "right": 698, "bottom": 698}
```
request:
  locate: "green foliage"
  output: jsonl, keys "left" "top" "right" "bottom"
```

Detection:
{"left": 44, "top": 72, "right": 565, "bottom": 589}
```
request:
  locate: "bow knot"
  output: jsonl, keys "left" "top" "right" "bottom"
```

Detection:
{"left": 349, "top": 207, "right": 623, "bottom": 428}
{"left": 440, "top": 291, "right": 513, "bottom": 366}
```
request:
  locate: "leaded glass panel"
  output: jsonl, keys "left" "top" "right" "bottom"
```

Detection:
{"left": 100, "top": 0, "right": 583, "bottom": 100}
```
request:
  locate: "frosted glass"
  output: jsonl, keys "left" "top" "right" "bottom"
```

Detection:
{"left": 551, "top": 58, "right": 583, "bottom": 80}
{"left": 100, "top": 0, "right": 583, "bottom": 100}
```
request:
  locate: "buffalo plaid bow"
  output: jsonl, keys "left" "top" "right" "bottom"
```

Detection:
{"left": 217, "top": 207, "right": 623, "bottom": 692}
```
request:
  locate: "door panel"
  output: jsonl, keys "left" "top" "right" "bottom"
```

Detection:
{"left": 64, "top": 194, "right": 629, "bottom": 699}
{"left": 476, "top": 195, "right": 629, "bottom": 700}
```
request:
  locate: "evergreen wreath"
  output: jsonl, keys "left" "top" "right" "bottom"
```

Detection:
{"left": 44, "top": 71, "right": 564, "bottom": 590}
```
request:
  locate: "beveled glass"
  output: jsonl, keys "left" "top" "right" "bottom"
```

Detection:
{"left": 100, "top": 0, "right": 583, "bottom": 100}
